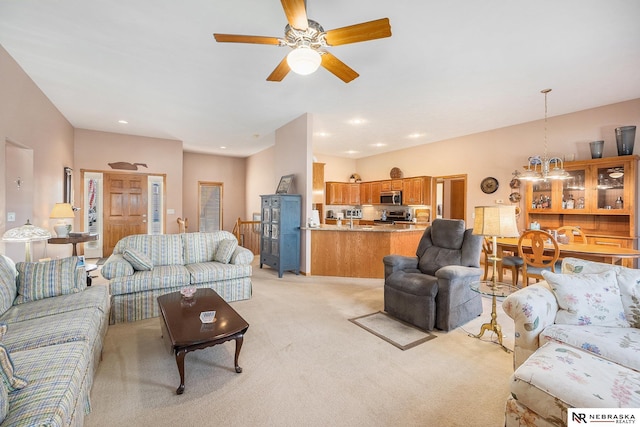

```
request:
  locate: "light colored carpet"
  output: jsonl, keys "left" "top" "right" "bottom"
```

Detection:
{"left": 86, "top": 263, "right": 515, "bottom": 427}
{"left": 349, "top": 311, "right": 436, "bottom": 350}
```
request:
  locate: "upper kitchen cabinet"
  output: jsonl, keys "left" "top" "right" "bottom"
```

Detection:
{"left": 359, "top": 181, "right": 381, "bottom": 205}
{"left": 325, "top": 182, "right": 360, "bottom": 205}
{"left": 524, "top": 156, "right": 638, "bottom": 254}
{"left": 402, "top": 176, "right": 432, "bottom": 205}
{"left": 381, "top": 180, "right": 403, "bottom": 191}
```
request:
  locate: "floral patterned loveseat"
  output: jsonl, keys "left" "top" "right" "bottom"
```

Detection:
{"left": 502, "top": 257, "right": 640, "bottom": 426}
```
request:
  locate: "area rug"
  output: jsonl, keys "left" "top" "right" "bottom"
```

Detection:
{"left": 349, "top": 311, "right": 436, "bottom": 350}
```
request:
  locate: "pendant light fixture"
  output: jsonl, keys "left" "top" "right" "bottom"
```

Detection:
{"left": 519, "top": 89, "right": 569, "bottom": 181}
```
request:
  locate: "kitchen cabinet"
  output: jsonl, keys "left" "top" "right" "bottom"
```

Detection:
{"left": 524, "top": 156, "right": 638, "bottom": 262}
{"left": 402, "top": 176, "right": 432, "bottom": 205}
{"left": 326, "top": 182, "right": 360, "bottom": 205}
{"left": 327, "top": 176, "right": 430, "bottom": 206}
{"left": 312, "top": 162, "right": 325, "bottom": 204}
{"left": 360, "top": 181, "right": 382, "bottom": 205}
{"left": 348, "top": 183, "right": 360, "bottom": 204}
{"left": 360, "top": 182, "right": 372, "bottom": 204}
{"left": 325, "top": 182, "right": 343, "bottom": 205}
{"left": 381, "top": 179, "right": 403, "bottom": 191}
{"left": 260, "top": 194, "right": 301, "bottom": 277}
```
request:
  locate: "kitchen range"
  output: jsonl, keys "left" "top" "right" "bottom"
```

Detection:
{"left": 375, "top": 210, "right": 410, "bottom": 224}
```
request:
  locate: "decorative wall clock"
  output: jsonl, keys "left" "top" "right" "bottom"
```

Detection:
{"left": 480, "top": 177, "right": 499, "bottom": 194}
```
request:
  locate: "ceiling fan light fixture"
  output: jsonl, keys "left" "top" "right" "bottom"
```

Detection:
{"left": 287, "top": 46, "right": 321, "bottom": 75}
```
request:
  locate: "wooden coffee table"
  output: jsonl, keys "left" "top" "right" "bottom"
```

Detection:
{"left": 157, "top": 288, "right": 249, "bottom": 394}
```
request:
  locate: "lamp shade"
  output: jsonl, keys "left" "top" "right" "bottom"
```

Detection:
{"left": 2, "top": 220, "right": 51, "bottom": 262}
{"left": 2, "top": 220, "right": 51, "bottom": 242}
{"left": 287, "top": 47, "right": 321, "bottom": 75}
{"left": 473, "top": 205, "right": 520, "bottom": 237}
{"left": 50, "top": 203, "right": 75, "bottom": 219}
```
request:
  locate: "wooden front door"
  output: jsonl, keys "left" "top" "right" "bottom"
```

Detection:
{"left": 103, "top": 173, "right": 148, "bottom": 256}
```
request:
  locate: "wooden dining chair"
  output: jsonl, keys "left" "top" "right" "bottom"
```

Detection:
{"left": 482, "top": 237, "right": 523, "bottom": 287}
{"left": 177, "top": 217, "right": 188, "bottom": 233}
{"left": 556, "top": 226, "right": 587, "bottom": 244}
{"left": 518, "top": 230, "right": 560, "bottom": 286}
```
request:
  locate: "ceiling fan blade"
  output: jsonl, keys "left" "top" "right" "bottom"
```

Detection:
{"left": 321, "top": 52, "right": 359, "bottom": 83}
{"left": 213, "top": 34, "right": 282, "bottom": 45}
{"left": 267, "top": 56, "right": 291, "bottom": 82}
{"left": 281, "top": 0, "right": 308, "bottom": 30}
{"left": 324, "top": 18, "right": 392, "bottom": 46}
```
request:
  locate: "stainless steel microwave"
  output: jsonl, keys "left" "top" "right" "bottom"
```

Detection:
{"left": 380, "top": 191, "right": 402, "bottom": 205}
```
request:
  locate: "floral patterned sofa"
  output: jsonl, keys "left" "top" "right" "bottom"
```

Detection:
{"left": 101, "top": 231, "right": 253, "bottom": 323}
{"left": 502, "top": 257, "right": 640, "bottom": 426}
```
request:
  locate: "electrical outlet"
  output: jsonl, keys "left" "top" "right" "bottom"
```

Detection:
{"left": 495, "top": 199, "right": 504, "bottom": 204}
{"left": 7, "top": 212, "right": 16, "bottom": 222}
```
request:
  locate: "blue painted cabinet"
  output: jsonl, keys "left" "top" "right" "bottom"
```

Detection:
{"left": 260, "top": 194, "right": 301, "bottom": 277}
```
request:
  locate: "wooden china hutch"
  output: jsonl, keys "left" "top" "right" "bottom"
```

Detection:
{"left": 524, "top": 155, "right": 638, "bottom": 264}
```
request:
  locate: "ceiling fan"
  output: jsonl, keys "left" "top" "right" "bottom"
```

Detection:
{"left": 213, "top": 0, "right": 392, "bottom": 83}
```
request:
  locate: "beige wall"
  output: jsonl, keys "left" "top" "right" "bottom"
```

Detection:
{"left": 0, "top": 44, "right": 75, "bottom": 261}
{"left": 315, "top": 154, "right": 357, "bottom": 182}
{"left": 73, "top": 129, "right": 183, "bottom": 232}
{"left": 245, "top": 144, "right": 276, "bottom": 218}
{"left": 182, "top": 151, "right": 246, "bottom": 233}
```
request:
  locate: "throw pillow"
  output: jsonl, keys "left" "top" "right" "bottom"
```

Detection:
{"left": 0, "top": 343, "right": 27, "bottom": 392}
{"left": 542, "top": 270, "right": 629, "bottom": 327}
{"left": 214, "top": 239, "right": 238, "bottom": 264}
{"left": 614, "top": 268, "right": 640, "bottom": 328}
{"left": 15, "top": 257, "right": 80, "bottom": 304}
{"left": 0, "top": 255, "right": 18, "bottom": 316}
{"left": 123, "top": 248, "right": 154, "bottom": 271}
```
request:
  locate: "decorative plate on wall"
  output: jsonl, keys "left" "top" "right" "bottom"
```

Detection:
{"left": 390, "top": 167, "right": 402, "bottom": 179}
{"left": 480, "top": 177, "right": 499, "bottom": 194}
{"left": 509, "top": 192, "right": 522, "bottom": 203}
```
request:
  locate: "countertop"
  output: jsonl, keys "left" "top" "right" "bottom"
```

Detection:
{"left": 303, "top": 224, "right": 427, "bottom": 232}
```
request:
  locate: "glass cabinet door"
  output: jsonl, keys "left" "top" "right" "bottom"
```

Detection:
{"left": 562, "top": 169, "right": 586, "bottom": 210}
{"left": 530, "top": 180, "right": 553, "bottom": 210}
{"left": 595, "top": 164, "right": 625, "bottom": 210}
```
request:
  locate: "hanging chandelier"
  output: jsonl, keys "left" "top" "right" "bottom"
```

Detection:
{"left": 519, "top": 89, "right": 569, "bottom": 181}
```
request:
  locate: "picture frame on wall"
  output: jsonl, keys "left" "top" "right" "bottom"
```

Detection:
{"left": 276, "top": 174, "right": 294, "bottom": 194}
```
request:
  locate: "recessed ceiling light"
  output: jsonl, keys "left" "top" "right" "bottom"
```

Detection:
{"left": 220, "top": 146, "right": 227, "bottom": 149}
{"left": 118, "top": 120, "right": 128, "bottom": 124}
{"left": 345, "top": 150, "right": 359, "bottom": 155}
{"left": 372, "top": 142, "right": 387, "bottom": 147}
{"left": 314, "top": 132, "right": 331, "bottom": 137}
{"left": 348, "top": 118, "right": 366, "bottom": 125}
{"left": 407, "top": 133, "right": 424, "bottom": 139}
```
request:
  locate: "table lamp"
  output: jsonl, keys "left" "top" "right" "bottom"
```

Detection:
{"left": 2, "top": 220, "right": 51, "bottom": 262}
{"left": 50, "top": 203, "right": 75, "bottom": 237}
{"left": 473, "top": 205, "right": 520, "bottom": 287}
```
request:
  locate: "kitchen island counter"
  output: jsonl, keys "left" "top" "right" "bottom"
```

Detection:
{"left": 309, "top": 224, "right": 426, "bottom": 278}
{"left": 305, "top": 223, "right": 427, "bottom": 232}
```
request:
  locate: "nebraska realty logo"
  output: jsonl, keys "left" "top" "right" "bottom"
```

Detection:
{"left": 569, "top": 408, "right": 639, "bottom": 425}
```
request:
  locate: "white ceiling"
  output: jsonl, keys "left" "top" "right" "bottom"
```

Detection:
{"left": 1, "top": 1, "right": 639, "bottom": 159}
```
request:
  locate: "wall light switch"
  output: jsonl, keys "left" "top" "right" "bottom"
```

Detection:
{"left": 167, "top": 208, "right": 175, "bottom": 215}
{"left": 7, "top": 212, "right": 16, "bottom": 222}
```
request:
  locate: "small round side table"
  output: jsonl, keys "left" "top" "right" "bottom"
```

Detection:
{"left": 470, "top": 280, "right": 517, "bottom": 352}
